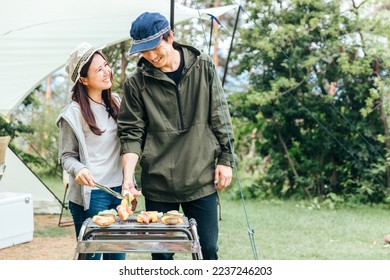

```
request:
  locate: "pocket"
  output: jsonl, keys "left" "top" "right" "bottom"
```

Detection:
{"left": 204, "top": 126, "right": 221, "bottom": 160}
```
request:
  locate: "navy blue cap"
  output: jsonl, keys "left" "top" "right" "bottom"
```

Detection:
{"left": 129, "top": 12, "right": 170, "bottom": 55}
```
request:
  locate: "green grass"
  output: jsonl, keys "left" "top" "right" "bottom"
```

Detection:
{"left": 39, "top": 174, "right": 66, "bottom": 201}
{"left": 217, "top": 197, "right": 390, "bottom": 260}
{"left": 40, "top": 177, "right": 390, "bottom": 260}
{"left": 34, "top": 225, "right": 73, "bottom": 238}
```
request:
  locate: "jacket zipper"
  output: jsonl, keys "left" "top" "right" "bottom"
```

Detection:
{"left": 175, "top": 86, "right": 184, "bottom": 130}
{"left": 175, "top": 61, "right": 196, "bottom": 131}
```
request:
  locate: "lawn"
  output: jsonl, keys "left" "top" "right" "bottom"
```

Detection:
{"left": 42, "top": 176, "right": 390, "bottom": 260}
{"left": 217, "top": 196, "right": 390, "bottom": 260}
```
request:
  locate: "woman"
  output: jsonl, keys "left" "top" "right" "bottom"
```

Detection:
{"left": 57, "top": 42, "right": 126, "bottom": 260}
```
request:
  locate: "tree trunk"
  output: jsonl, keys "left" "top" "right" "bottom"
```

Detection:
{"left": 272, "top": 119, "right": 312, "bottom": 199}
{"left": 120, "top": 43, "right": 128, "bottom": 90}
{"left": 379, "top": 98, "right": 390, "bottom": 192}
{"left": 45, "top": 75, "right": 52, "bottom": 105}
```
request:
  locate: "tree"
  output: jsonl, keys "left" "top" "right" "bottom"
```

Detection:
{"left": 230, "top": 0, "right": 390, "bottom": 204}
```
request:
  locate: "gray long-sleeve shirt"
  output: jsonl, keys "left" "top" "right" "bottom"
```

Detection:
{"left": 57, "top": 94, "right": 122, "bottom": 210}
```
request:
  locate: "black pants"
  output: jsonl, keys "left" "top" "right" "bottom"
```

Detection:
{"left": 145, "top": 192, "right": 219, "bottom": 260}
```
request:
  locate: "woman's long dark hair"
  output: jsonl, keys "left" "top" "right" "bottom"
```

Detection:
{"left": 71, "top": 52, "right": 119, "bottom": 135}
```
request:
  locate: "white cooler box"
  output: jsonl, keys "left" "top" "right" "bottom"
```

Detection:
{"left": 0, "top": 192, "right": 34, "bottom": 249}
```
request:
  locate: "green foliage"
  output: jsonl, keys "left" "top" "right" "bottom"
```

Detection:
{"left": 0, "top": 117, "right": 33, "bottom": 138}
{"left": 229, "top": 0, "right": 390, "bottom": 204}
{"left": 0, "top": 94, "right": 38, "bottom": 138}
{"left": 104, "top": 41, "right": 137, "bottom": 96}
{"left": 1, "top": 93, "right": 40, "bottom": 167}
{"left": 6, "top": 78, "right": 70, "bottom": 178}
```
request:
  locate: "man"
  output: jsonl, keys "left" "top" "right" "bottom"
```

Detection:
{"left": 117, "top": 12, "right": 234, "bottom": 260}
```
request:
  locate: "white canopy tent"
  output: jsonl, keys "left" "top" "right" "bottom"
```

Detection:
{"left": 0, "top": 0, "right": 237, "bottom": 213}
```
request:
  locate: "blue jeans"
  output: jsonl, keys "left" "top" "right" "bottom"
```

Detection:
{"left": 145, "top": 192, "right": 219, "bottom": 260}
{"left": 69, "top": 186, "right": 126, "bottom": 260}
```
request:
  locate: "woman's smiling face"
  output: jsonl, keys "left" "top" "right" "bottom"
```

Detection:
{"left": 82, "top": 53, "right": 112, "bottom": 92}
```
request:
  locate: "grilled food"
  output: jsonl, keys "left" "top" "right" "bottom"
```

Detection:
{"left": 91, "top": 209, "right": 117, "bottom": 226}
{"left": 161, "top": 215, "right": 184, "bottom": 225}
{"left": 117, "top": 194, "right": 134, "bottom": 221}
{"left": 159, "top": 210, "right": 184, "bottom": 225}
{"left": 92, "top": 214, "right": 116, "bottom": 226}
{"left": 136, "top": 211, "right": 161, "bottom": 224}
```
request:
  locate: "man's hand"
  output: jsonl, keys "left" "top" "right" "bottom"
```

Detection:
{"left": 122, "top": 152, "right": 141, "bottom": 210}
{"left": 214, "top": 164, "right": 233, "bottom": 191}
{"left": 122, "top": 178, "right": 141, "bottom": 211}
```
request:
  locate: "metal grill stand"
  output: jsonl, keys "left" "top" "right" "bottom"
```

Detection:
{"left": 74, "top": 216, "right": 203, "bottom": 260}
{"left": 58, "top": 183, "right": 73, "bottom": 227}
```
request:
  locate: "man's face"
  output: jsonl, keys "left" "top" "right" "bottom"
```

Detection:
{"left": 141, "top": 37, "right": 173, "bottom": 70}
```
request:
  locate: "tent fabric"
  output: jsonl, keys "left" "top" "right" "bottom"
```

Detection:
{"left": 0, "top": 0, "right": 237, "bottom": 116}
{"left": 0, "top": 149, "right": 62, "bottom": 214}
{"left": 0, "top": 0, "right": 203, "bottom": 116}
{"left": 0, "top": 0, "right": 237, "bottom": 213}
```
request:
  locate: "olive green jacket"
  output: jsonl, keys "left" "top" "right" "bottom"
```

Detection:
{"left": 118, "top": 42, "right": 234, "bottom": 202}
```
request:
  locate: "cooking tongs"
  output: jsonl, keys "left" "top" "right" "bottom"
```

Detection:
{"left": 94, "top": 182, "right": 124, "bottom": 200}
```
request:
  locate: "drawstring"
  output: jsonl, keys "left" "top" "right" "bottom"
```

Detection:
{"left": 216, "top": 191, "right": 222, "bottom": 221}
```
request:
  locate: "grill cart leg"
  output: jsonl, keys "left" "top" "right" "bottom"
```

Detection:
{"left": 74, "top": 218, "right": 91, "bottom": 260}
{"left": 189, "top": 218, "right": 203, "bottom": 260}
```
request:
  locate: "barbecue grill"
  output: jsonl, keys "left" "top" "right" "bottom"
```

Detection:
{"left": 74, "top": 215, "right": 203, "bottom": 260}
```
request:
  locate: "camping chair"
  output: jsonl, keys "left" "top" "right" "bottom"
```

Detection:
{"left": 0, "top": 136, "right": 11, "bottom": 182}
{"left": 58, "top": 170, "right": 73, "bottom": 227}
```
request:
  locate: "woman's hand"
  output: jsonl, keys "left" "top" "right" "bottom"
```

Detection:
{"left": 75, "top": 168, "right": 95, "bottom": 186}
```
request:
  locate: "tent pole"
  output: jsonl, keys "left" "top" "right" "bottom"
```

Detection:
{"left": 208, "top": 17, "right": 214, "bottom": 55}
{"left": 170, "top": 0, "right": 175, "bottom": 31}
{"left": 222, "top": 5, "right": 241, "bottom": 87}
